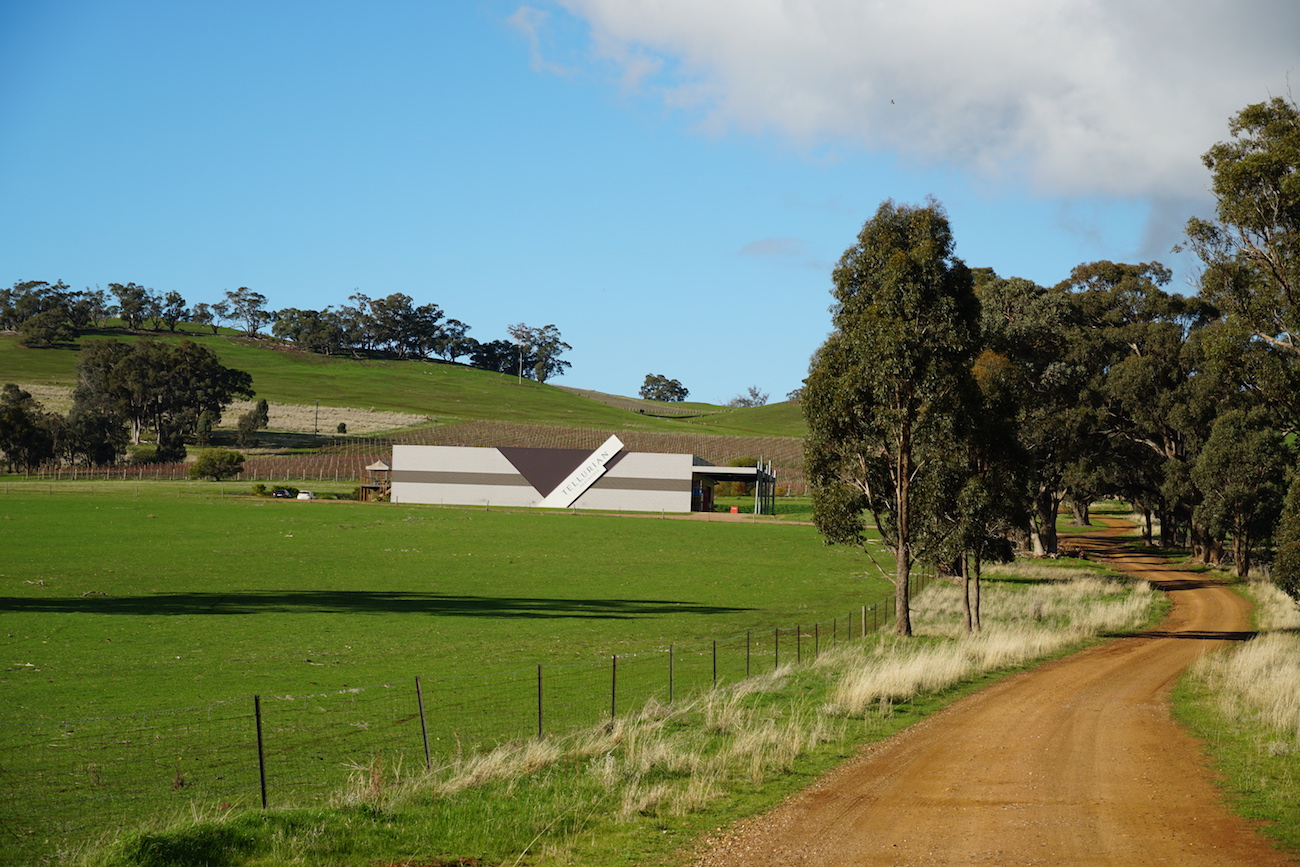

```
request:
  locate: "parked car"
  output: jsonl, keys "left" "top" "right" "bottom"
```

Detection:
{"left": 296, "top": 491, "right": 315, "bottom": 500}
{"left": 272, "top": 488, "right": 293, "bottom": 498}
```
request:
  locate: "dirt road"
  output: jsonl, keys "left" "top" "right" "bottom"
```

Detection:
{"left": 692, "top": 527, "right": 1292, "bottom": 866}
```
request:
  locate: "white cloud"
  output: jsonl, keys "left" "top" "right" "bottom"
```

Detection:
{"left": 508, "top": 6, "right": 575, "bottom": 76}
{"left": 548, "top": 0, "right": 1298, "bottom": 201}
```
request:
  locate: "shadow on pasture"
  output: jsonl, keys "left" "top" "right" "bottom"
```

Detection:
{"left": 0, "top": 591, "right": 751, "bottom": 619}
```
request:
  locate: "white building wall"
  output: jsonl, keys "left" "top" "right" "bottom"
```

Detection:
{"left": 390, "top": 444, "right": 694, "bottom": 512}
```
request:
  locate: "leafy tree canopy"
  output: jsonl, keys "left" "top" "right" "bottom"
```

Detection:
{"left": 1184, "top": 95, "right": 1300, "bottom": 356}
{"left": 804, "top": 198, "right": 980, "bottom": 635}
{"left": 640, "top": 374, "right": 689, "bottom": 402}
{"left": 188, "top": 447, "right": 245, "bottom": 481}
{"left": 727, "top": 386, "right": 768, "bottom": 408}
{"left": 73, "top": 339, "right": 253, "bottom": 461}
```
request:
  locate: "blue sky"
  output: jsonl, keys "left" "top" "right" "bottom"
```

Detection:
{"left": 2, "top": 1, "right": 1296, "bottom": 405}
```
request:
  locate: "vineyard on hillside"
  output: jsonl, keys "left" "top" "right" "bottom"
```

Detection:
{"left": 31, "top": 420, "right": 808, "bottom": 493}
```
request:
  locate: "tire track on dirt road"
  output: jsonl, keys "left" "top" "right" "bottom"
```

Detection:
{"left": 690, "top": 523, "right": 1292, "bottom": 866}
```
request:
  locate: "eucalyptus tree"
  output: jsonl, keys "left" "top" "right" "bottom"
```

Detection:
{"left": 272, "top": 307, "right": 346, "bottom": 354}
{"left": 1273, "top": 478, "right": 1300, "bottom": 603}
{"left": 159, "top": 291, "right": 188, "bottom": 332}
{"left": 640, "top": 374, "right": 690, "bottom": 402}
{"left": 955, "top": 349, "right": 1030, "bottom": 631}
{"left": 110, "top": 282, "right": 152, "bottom": 330}
{"left": 191, "top": 302, "right": 217, "bottom": 334}
{"left": 976, "top": 274, "right": 1085, "bottom": 555}
{"left": 0, "top": 385, "right": 57, "bottom": 471}
{"left": 73, "top": 338, "right": 253, "bottom": 460}
{"left": 804, "top": 199, "right": 980, "bottom": 636}
{"left": 507, "top": 323, "right": 572, "bottom": 383}
{"left": 1184, "top": 95, "right": 1300, "bottom": 361}
{"left": 434, "top": 319, "right": 473, "bottom": 362}
{"left": 1062, "top": 260, "right": 1227, "bottom": 557}
{"left": 1192, "top": 407, "right": 1289, "bottom": 577}
{"left": 223, "top": 287, "right": 271, "bottom": 337}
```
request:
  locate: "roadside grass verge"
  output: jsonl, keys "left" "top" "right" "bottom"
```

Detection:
{"left": 1174, "top": 579, "right": 1300, "bottom": 856}
{"left": 74, "top": 561, "right": 1160, "bottom": 867}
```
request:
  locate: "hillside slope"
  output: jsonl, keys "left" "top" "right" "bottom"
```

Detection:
{"left": 0, "top": 330, "right": 806, "bottom": 437}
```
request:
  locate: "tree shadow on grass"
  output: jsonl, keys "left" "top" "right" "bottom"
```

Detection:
{"left": 0, "top": 591, "right": 752, "bottom": 619}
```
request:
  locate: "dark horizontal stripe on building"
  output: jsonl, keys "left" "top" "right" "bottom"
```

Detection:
{"left": 393, "top": 470, "right": 690, "bottom": 493}
{"left": 393, "top": 470, "right": 528, "bottom": 487}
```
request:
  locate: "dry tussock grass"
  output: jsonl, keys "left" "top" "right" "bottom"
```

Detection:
{"left": 830, "top": 572, "right": 1152, "bottom": 717}
{"left": 221, "top": 400, "right": 427, "bottom": 434}
{"left": 369, "top": 563, "right": 1154, "bottom": 850}
{"left": 1248, "top": 580, "right": 1300, "bottom": 632}
{"left": 434, "top": 738, "right": 562, "bottom": 797}
{"left": 1189, "top": 582, "right": 1300, "bottom": 748}
{"left": 15, "top": 384, "right": 74, "bottom": 414}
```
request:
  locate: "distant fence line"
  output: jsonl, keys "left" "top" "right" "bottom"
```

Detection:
{"left": 0, "top": 571, "right": 929, "bottom": 865}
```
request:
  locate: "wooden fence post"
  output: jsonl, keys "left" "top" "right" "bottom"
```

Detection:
{"left": 254, "top": 695, "right": 268, "bottom": 809}
{"left": 415, "top": 677, "right": 431, "bottom": 769}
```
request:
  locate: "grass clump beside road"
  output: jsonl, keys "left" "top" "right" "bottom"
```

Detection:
{"left": 77, "top": 561, "right": 1159, "bottom": 867}
{"left": 1174, "top": 579, "right": 1300, "bottom": 855}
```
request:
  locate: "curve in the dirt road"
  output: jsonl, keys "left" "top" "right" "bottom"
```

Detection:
{"left": 691, "top": 524, "right": 1292, "bottom": 867}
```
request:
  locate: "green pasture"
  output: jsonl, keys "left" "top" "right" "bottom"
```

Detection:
{"left": 0, "top": 331, "right": 806, "bottom": 436}
{"left": 0, "top": 484, "right": 882, "bottom": 720}
{"left": 0, "top": 483, "right": 888, "bottom": 863}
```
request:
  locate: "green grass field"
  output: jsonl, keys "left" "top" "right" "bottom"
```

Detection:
{"left": 0, "top": 485, "right": 880, "bottom": 718}
{"left": 0, "top": 482, "right": 891, "bottom": 863}
{"left": 64, "top": 558, "right": 1160, "bottom": 867}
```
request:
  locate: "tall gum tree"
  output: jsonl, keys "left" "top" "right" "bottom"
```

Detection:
{"left": 803, "top": 199, "right": 979, "bottom": 636}
{"left": 1185, "top": 95, "right": 1300, "bottom": 358}
{"left": 976, "top": 275, "right": 1082, "bottom": 556}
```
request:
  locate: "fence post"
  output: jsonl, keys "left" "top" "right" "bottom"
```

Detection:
{"left": 669, "top": 644, "right": 674, "bottom": 705}
{"left": 797, "top": 626, "right": 801, "bottom": 663}
{"left": 815, "top": 622, "right": 820, "bottom": 658}
{"left": 746, "top": 631, "right": 751, "bottom": 679}
{"left": 774, "top": 627, "right": 779, "bottom": 671}
{"left": 254, "top": 695, "right": 268, "bottom": 809}
{"left": 537, "top": 665, "right": 543, "bottom": 739}
{"left": 712, "top": 640, "right": 717, "bottom": 689}
{"left": 415, "top": 677, "right": 431, "bottom": 769}
{"left": 610, "top": 655, "right": 617, "bottom": 722}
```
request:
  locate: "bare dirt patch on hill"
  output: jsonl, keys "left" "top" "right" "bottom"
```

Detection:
{"left": 689, "top": 523, "right": 1293, "bottom": 866}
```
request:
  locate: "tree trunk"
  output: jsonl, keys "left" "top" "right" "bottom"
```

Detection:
{"left": 1158, "top": 505, "right": 1177, "bottom": 548}
{"left": 894, "top": 426, "right": 913, "bottom": 637}
{"left": 959, "top": 552, "right": 972, "bottom": 634}
{"left": 1208, "top": 537, "right": 1224, "bottom": 565}
{"left": 972, "top": 555, "right": 982, "bottom": 633}
{"left": 1031, "top": 488, "right": 1061, "bottom": 557}
{"left": 1069, "top": 497, "right": 1091, "bottom": 526}
{"left": 1234, "top": 531, "right": 1251, "bottom": 578}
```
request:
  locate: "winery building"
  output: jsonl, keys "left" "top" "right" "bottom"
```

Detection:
{"left": 390, "top": 436, "right": 775, "bottom": 514}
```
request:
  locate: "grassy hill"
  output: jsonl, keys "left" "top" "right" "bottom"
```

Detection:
{"left": 0, "top": 329, "right": 806, "bottom": 437}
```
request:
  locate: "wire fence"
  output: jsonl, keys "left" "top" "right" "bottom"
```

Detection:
{"left": 0, "top": 572, "right": 930, "bottom": 865}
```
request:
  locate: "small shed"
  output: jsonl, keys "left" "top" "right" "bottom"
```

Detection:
{"left": 359, "top": 459, "right": 391, "bottom": 502}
